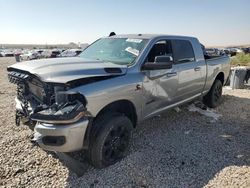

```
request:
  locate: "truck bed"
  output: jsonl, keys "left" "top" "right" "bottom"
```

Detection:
{"left": 203, "top": 55, "right": 231, "bottom": 92}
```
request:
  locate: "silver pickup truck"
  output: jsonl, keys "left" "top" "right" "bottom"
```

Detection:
{"left": 7, "top": 34, "right": 230, "bottom": 168}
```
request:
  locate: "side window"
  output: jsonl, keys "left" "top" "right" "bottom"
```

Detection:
{"left": 172, "top": 40, "right": 195, "bottom": 63}
{"left": 146, "top": 40, "right": 173, "bottom": 63}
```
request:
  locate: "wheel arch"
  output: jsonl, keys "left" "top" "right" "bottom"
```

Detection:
{"left": 83, "top": 99, "right": 138, "bottom": 149}
{"left": 215, "top": 72, "right": 224, "bottom": 85}
{"left": 93, "top": 99, "right": 137, "bottom": 127}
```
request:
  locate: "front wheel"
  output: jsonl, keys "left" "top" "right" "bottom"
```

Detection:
{"left": 88, "top": 113, "right": 133, "bottom": 168}
{"left": 203, "top": 79, "right": 223, "bottom": 108}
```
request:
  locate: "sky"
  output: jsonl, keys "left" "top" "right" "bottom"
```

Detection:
{"left": 0, "top": 0, "right": 249, "bottom": 46}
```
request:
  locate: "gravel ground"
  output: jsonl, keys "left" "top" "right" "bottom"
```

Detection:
{"left": 0, "top": 57, "right": 249, "bottom": 188}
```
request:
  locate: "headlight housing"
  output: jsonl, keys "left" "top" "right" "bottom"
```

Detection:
{"left": 30, "top": 92, "right": 88, "bottom": 124}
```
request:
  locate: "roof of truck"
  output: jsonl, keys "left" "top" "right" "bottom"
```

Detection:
{"left": 109, "top": 34, "right": 196, "bottom": 40}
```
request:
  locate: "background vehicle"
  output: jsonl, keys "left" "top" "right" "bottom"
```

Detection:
{"left": 40, "top": 50, "right": 51, "bottom": 58}
{"left": 0, "top": 50, "right": 4, "bottom": 57}
{"left": 1, "top": 50, "right": 14, "bottom": 57}
{"left": 241, "top": 47, "right": 250, "bottom": 54}
{"left": 7, "top": 34, "right": 230, "bottom": 168}
{"left": 20, "top": 50, "right": 38, "bottom": 61}
{"left": 40, "top": 49, "right": 62, "bottom": 58}
{"left": 58, "top": 49, "right": 83, "bottom": 57}
{"left": 35, "top": 49, "right": 44, "bottom": 59}
{"left": 205, "top": 48, "right": 220, "bottom": 56}
{"left": 227, "top": 47, "right": 243, "bottom": 56}
{"left": 50, "top": 49, "right": 62, "bottom": 58}
{"left": 222, "top": 49, "right": 231, "bottom": 56}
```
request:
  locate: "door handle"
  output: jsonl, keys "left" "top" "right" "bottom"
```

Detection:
{"left": 194, "top": 67, "right": 201, "bottom": 71}
{"left": 166, "top": 72, "right": 177, "bottom": 77}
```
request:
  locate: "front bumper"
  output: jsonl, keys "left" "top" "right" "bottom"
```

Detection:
{"left": 34, "top": 119, "right": 89, "bottom": 152}
{"left": 15, "top": 96, "right": 90, "bottom": 152}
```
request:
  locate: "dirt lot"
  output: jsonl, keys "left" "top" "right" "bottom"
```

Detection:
{"left": 0, "top": 57, "right": 249, "bottom": 188}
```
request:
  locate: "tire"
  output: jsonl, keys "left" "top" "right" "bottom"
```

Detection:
{"left": 88, "top": 113, "right": 133, "bottom": 168}
{"left": 203, "top": 79, "right": 223, "bottom": 108}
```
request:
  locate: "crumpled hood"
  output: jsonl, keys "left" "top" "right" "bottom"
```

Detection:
{"left": 7, "top": 57, "right": 127, "bottom": 83}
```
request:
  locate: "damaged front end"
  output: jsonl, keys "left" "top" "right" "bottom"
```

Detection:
{"left": 8, "top": 69, "right": 90, "bottom": 152}
{"left": 8, "top": 69, "right": 88, "bottom": 125}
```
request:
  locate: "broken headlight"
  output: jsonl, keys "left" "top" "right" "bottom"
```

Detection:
{"left": 30, "top": 92, "right": 88, "bottom": 124}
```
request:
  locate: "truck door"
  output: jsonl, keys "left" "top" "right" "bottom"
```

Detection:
{"left": 141, "top": 40, "right": 178, "bottom": 118}
{"left": 171, "top": 39, "right": 206, "bottom": 101}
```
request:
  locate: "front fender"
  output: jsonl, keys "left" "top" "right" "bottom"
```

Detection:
{"left": 68, "top": 73, "right": 144, "bottom": 121}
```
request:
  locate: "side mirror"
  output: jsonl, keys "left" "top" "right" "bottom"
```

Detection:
{"left": 142, "top": 55, "right": 173, "bottom": 70}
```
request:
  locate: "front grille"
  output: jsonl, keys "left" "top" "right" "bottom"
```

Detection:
{"left": 8, "top": 70, "right": 54, "bottom": 105}
{"left": 8, "top": 71, "right": 44, "bottom": 103}
{"left": 8, "top": 71, "right": 30, "bottom": 84}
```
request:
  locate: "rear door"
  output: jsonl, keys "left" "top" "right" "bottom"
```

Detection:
{"left": 171, "top": 39, "right": 206, "bottom": 101}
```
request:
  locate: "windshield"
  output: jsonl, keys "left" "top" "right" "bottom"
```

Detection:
{"left": 79, "top": 38, "right": 148, "bottom": 65}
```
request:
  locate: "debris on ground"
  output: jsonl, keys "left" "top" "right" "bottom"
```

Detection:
{"left": 188, "top": 102, "right": 222, "bottom": 122}
{"left": 174, "top": 106, "right": 181, "bottom": 112}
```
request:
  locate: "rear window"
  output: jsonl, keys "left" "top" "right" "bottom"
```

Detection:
{"left": 172, "top": 40, "right": 195, "bottom": 63}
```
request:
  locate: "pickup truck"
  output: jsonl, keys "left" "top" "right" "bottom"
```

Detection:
{"left": 7, "top": 34, "right": 230, "bottom": 168}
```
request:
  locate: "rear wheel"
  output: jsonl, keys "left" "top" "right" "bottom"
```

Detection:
{"left": 88, "top": 113, "right": 133, "bottom": 168}
{"left": 203, "top": 79, "right": 223, "bottom": 108}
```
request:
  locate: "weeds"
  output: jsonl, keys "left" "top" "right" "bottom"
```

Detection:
{"left": 231, "top": 53, "right": 250, "bottom": 66}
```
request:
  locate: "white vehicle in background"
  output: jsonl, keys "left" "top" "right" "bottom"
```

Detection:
{"left": 34, "top": 49, "right": 44, "bottom": 59}
{"left": 227, "top": 48, "right": 243, "bottom": 56}
{"left": 234, "top": 48, "right": 243, "bottom": 53}
{"left": 41, "top": 49, "right": 63, "bottom": 58}
{"left": 57, "top": 49, "right": 83, "bottom": 57}
{"left": 0, "top": 50, "right": 4, "bottom": 57}
{"left": 0, "top": 50, "right": 15, "bottom": 57}
{"left": 20, "top": 50, "right": 38, "bottom": 61}
{"left": 205, "top": 48, "right": 220, "bottom": 56}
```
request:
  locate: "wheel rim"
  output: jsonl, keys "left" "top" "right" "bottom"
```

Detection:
{"left": 102, "top": 125, "right": 130, "bottom": 163}
{"left": 214, "top": 84, "right": 222, "bottom": 102}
